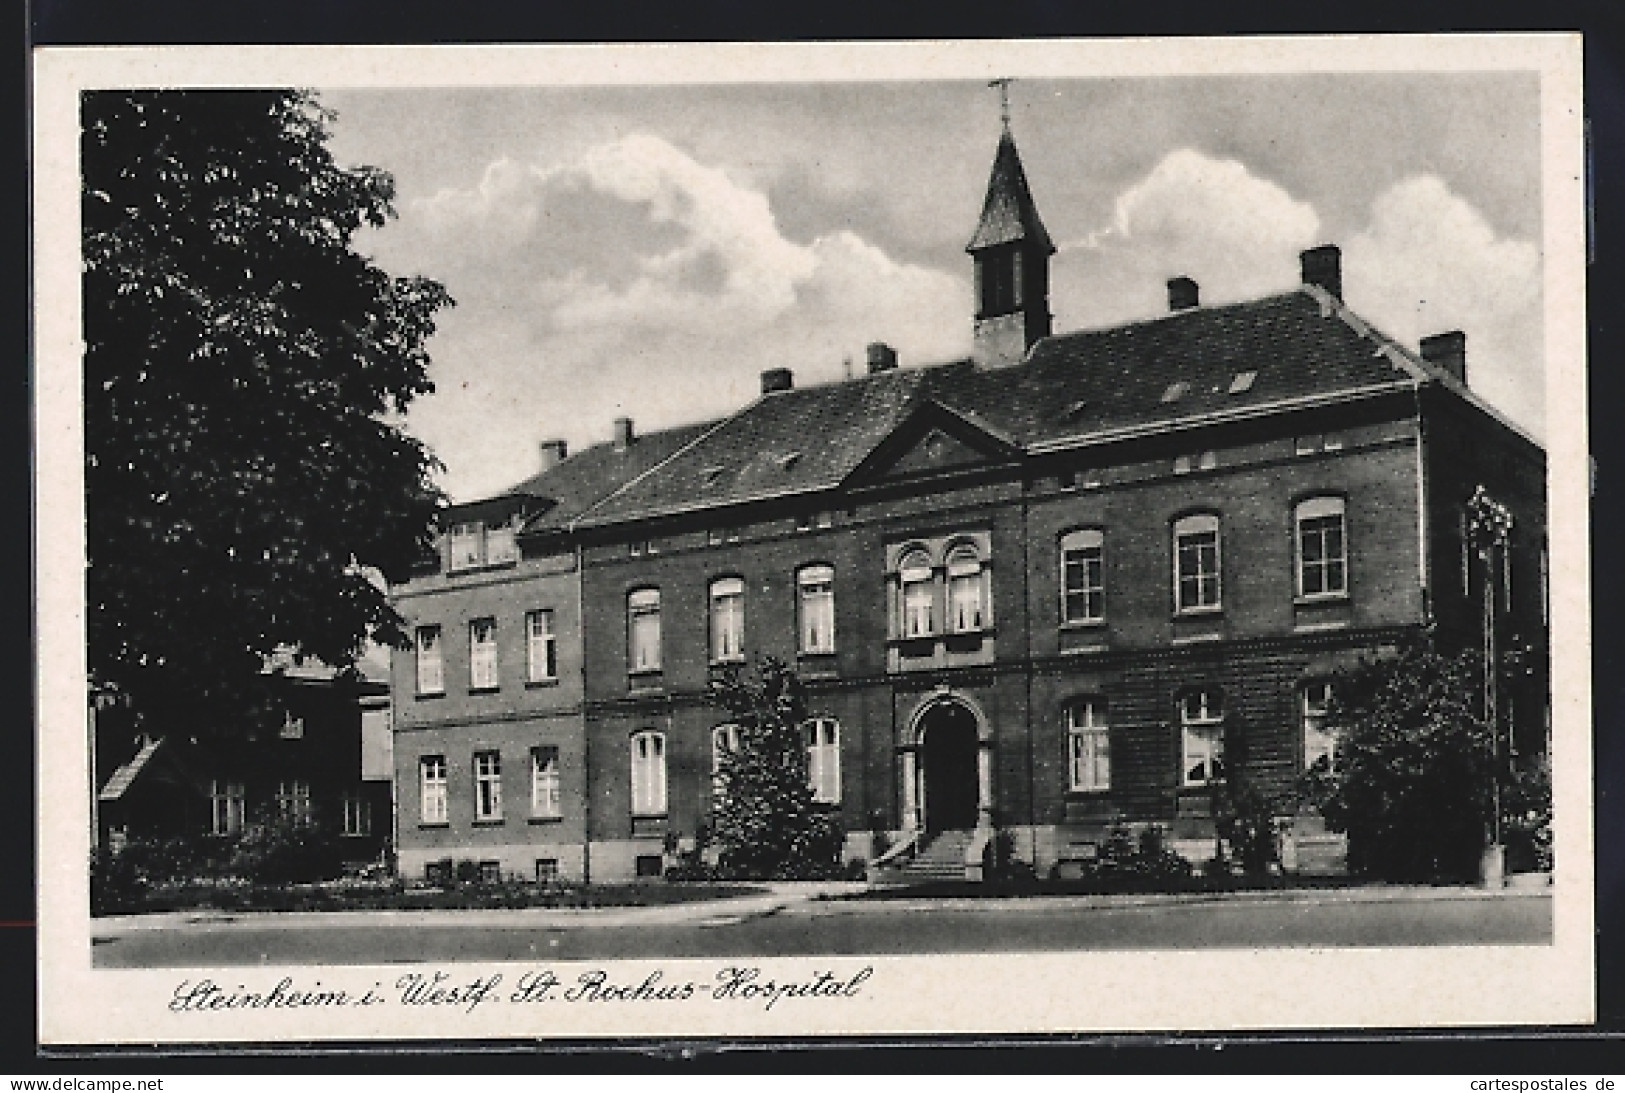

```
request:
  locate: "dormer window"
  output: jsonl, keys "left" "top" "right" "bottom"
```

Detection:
{"left": 447, "top": 518, "right": 518, "bottom": 572}
{"left": 1228, "top": 370, "right": 1258, "bottom": 394}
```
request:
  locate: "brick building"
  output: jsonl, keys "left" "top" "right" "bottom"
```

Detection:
{"left": 390, "top": 124, "right": 1547, "bottom": 883}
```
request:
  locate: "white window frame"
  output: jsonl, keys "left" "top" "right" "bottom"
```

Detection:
{"left": 485, "top": 521, "right": 518, "bottom": 565}
{"left": 1180, "top": 689, "right": 1225, "bottom": 787}
{"left": 1295, "top": 496, "right": 1348, "bottom": 600}
{"left": 946, "top": 545, "right": 987, "bottom": 633}
{"left": 448, "top": 521, "right": 485, "bottom": 571}
{"left": 530, "top": 746, "right": 562, "bottom": 818}
{"left": 527, "top": 609, "right": 557, "bottom": 682}
{"left": 414, "top": 625, "right": 444, "bottom": 696}
{"left": 473, "top": 750, "right": 503, "bottom": 822}
{"left": 1174, "top": 513, "right": 1222, "bottom": 614}
{"left": 209, "top": 779, "right": 245, "bottom": 836}
{"left": 709, "top": 577, "right": 746, "bottom": 664}
{"left": 1066, "top": 699, "right": 1111, "bottom": 792}
{"left": 797, "top": 565, "right": 836, "bottom": 654}
{"left": 711, "top": 723, "right": 740, "bottom": 800}
{"left": 630, "top": 730, "right": 668, "bottom": 817}
{"left": 805, "top": 717, "right": 841, "bottom": 804}
{"left": 1301, "top": 681, "right": 1336, "bottom": 770}
{"left": 419, "top": 756, "right": 448, "bottom": 824}
{"left": 341, "top": 792, "right": 372, "bottom": 837}
{"left": 1060, "top": 529, "right": 1105, "bottom": 624}
{"left": 275, "top": 779, "right": 312, "bottom": 822}
{"left": 900, "top": 551, "right": 936, "bottom": 638}
{"left": 279, "top": 710, "right": 305, "bottom": 739}
{"left": 628, "top": 588, "right": 662, "bottom": 673}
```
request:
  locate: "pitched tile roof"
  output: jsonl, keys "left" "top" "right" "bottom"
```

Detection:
{"left": 505, "top": 419, "right": 719, "bottom": 536}
{"left": 966, "top": 129, "right": 1055, "bottom": 254}
{"left": 576, "top": 287, "right": 1430, "bottom": 527}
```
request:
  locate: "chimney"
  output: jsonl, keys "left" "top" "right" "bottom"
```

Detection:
{"left": 1300, "top": 244, "right": 1342, "bottom": 300}
{"left": 866, "top": 342, "right": 898, "bottom": 374}
{"left": 613, "top": 417, "right": 634, "bottom": 451}
{"left": 760, "top": 367, "right": 793, "bottom": 394}
{"left": 1167, "top": 276, "right": 1199, "bottom": 311}
{"left": 537, "top": 438, "right": 568, "bottom": 473}
{"left": 1420, "top": 330, "right": 1468, "bottom": 385}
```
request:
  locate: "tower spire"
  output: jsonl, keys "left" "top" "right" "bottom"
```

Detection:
{"left": 967, "top": 84, "right": 1054, "bottom": 368}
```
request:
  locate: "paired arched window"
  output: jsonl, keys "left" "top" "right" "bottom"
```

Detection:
{"left": 899, "top": 549, "right": 935, "bottom": 638}
{"left": 805, "top": 718, "right": 841, "bottom": 804}
{"left": 627, "top": 588, "right": 661, "bottom": 673}
{"left": 1179, "top": 688, "right": 1225, "bottom": 787}
{"left": 946, "top": 545, "right": 987, "bottom": 632}
{"left": 1295, "top": 496, "right": 1348, "bottom": 599}
{"left": 1065, "top": 698, "right": 1110, "bottom": 792}
{"left": 709, "top": 577, "right": 745, "bottom": 663}
{"left": 630, "top": 730, "right": 667, "bottom": 816}
{"left": 1060, "top": 529, "right": 1105, "bottom": 623}
{"left": 797, "top": 565, "right": 835, "bottom": 654}
{"left": 1173, "top": 513, "right": 1222, "bottom": 613}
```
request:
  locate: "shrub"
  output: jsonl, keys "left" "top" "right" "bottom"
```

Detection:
{"left": 229, "top": 807, "right": 345, "bottom": 885}
{"left": 1214, "top": 778, "right": 1282, "bottom": 876}
{"left": 1319, "top": 642, "right": 1494, "bottom": 882}
{"left": 1503, "top": 757, "right": 1553, "bottom": 873}
{"left": 1083, "top": 823, "right": 1193, "bottom": 882}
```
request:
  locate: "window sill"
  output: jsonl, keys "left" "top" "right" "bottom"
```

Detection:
{"left": 1066, "top": 787, "right": 1112, "bottom": 797}
{"left": 471, "top": 818, "right": 505, "bottom": 827}
{"left": 525, "top": 678, "right": 560, "bottom": 689}
{"left": 447, "top": 558, "right": 519, "bottom": 577}
{"left": 708, "top": 657, "right": 747, "bottom": 668}
{"left": 1293, "top": 592, "right": 1350, "bottom": 607}
{"left": 1059, "top": 618, "right": 1107, "bottom": 631}
{"left": 1173, "top": 606, "right": 1223, "bottom": 619}
{"left": 527, "top": 814, "right": 563, "bottom": 825}
{"left": 418, "top": 822, "right": 450, "bottom": 830}
{"left": 415, "top": 691, "right": 446, "bottom": 701}
{"left": 469, "top": 686, "right": 501, "bottom": 695}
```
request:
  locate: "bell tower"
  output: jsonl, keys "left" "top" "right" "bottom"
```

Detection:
{"left": 967, "top": 80, "right": 1055, "bottom": 369}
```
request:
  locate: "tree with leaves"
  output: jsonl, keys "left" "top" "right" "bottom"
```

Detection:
{"left": 83, "top": 90, "right": 452, "bottom": 738}
{"left": 706, "top": 657, "right": 843, "bottom": 879}
{"left": 1313, "top": 640, "right": 1494, "bottom": 882}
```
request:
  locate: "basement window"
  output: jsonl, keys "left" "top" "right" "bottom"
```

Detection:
{"left": 777, "top": 452, "right": 802, "bottom": 471}
{"left": 1228, "top": 370, "right": 1258, "bottom": 394}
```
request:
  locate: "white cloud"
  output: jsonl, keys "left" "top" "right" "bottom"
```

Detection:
{"left": 1058, "top": 149, "right": 1322, "bottom": 327}
{"left": 390, "top": 134, "right": 966, "bottom": 500}
{"left": 1343, "top": 175, "right": 1543, "bottom": 435}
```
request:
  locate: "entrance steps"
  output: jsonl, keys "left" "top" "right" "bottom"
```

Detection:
{"left": 868, "top": 829, "right": 977, "bottom": 887}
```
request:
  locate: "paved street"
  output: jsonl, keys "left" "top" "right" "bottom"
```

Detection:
{"left": 91, "top": 886, "right": 1552, "bottom": 967}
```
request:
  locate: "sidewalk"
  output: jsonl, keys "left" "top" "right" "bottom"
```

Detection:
{"left": 90, "top": 877, "right": 1546, "bottom": 937}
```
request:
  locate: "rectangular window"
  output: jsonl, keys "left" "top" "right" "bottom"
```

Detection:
{"left": 710, "top": 577, "right": 745, "bottom": 663}
{"left": 414, "top": 625, "right": 444, "bottom": 695}
{"left": 473, "top": 750, "right": 503, "bottom": 822}
{"left": 628, "top": 589, "right": 661, "bottom": 673}
{"left": 535, "top": 858, "right": 560, "bottom": 884}
{"left": 419, "top": 756, "right": 448, "bottom": 824}
{"left": 530, "top": 746, "right": 561, "bottom": 818}
{"left": 903, "top": 572, "right": 935, "bottom": 637}
{"left": 342, "top": 792, "right": 372, "bottom": 837}
{"left": 1301, "top": 682, "right": 1336, "bottom": 770}
{"left": 486, "top": 522, "right": 517, "bottom": 565}
{"left": 806, "top": 718, "right": 842, "bottom": 804}
{"left": 527, "top": 609, "right": 557, "bottom": 682}
{"left": 1174, "top": 515, "right": 1222, "bottom": 612}
{"left": 1066, "top": 700, "right": 1110, "bottom": 792}
{"left": 1296, "top": 497, "right": 1348, "bottom": 598}
{"left": 469, "top": 617, "right": 498, "bottom": 690}
{"left": 798, "top": 566, "right": 836, "bottom": 653}
{"left": 449, "top": 521, "right": 484, "bottom": 571}
{"left": 630, "top": 731, "right": 667, "bottom": 816}
{"left": 1061, "top": 530, "right": 1105, "bottom": 624}
{"left": 1180, "top": 690, "right": 1225, "bottom": 787}
{"left": 711, "top": 723, "right": 740, "bottom": 800}
{"left": 209, "top": 780, "right": 245, "bottom": 836}
{"left": 275, "top": 779, "right": 312, "bottom": 822}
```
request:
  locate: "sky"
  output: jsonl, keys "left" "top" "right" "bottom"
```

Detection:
{"left": 322, "top": 72, "right": 1545, "bottom": 502}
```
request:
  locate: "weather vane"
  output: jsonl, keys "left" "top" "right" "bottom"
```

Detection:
{"left": 988, "top": 77, "right": 1012, "bottom": 129}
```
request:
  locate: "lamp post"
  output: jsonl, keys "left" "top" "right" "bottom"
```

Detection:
{"left": 1467, "top": 485, "right": 1513, "bottom": 886}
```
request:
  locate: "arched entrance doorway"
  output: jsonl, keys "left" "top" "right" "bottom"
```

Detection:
{"left": 918, "top": 700, "right": 982, "bottom": 832}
